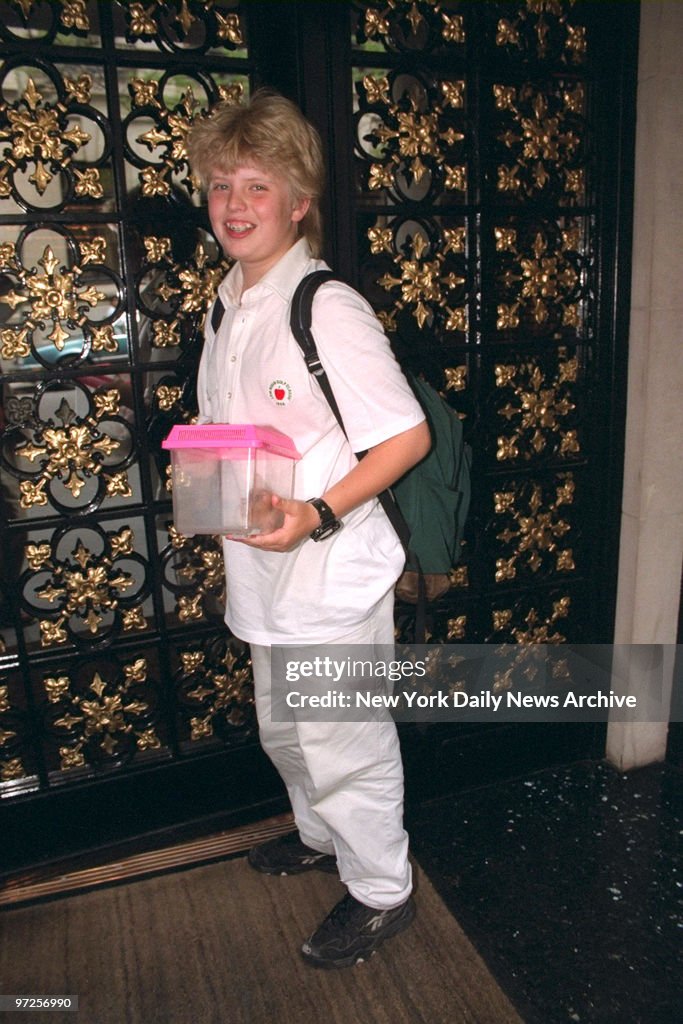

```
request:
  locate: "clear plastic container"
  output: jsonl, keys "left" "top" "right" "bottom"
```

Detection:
{"left": 162, "top": 424, "right": 301, "bottom": 536}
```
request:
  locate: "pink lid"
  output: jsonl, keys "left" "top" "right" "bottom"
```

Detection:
{"left": 162, "top": 424, "right": 300, "bottom": 460}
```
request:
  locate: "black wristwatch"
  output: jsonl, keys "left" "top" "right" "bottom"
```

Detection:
{"left": 307, "top": 497, "right": 342, "bottom": 542}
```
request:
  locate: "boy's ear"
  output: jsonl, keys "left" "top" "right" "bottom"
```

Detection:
{"left": 291, "top": 196, "right": 311, "bottom": 223}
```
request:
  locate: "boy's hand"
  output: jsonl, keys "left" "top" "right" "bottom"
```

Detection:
{"left": 226, "top": 495, "right": 320, "bottom": 552}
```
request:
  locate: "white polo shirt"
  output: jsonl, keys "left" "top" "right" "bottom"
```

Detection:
{"left": 196, "top": 238, "right": 425, "bottom": 645}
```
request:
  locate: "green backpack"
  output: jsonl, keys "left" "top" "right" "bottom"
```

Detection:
{"left": 391, "top": 374, "right": 471, "bottom": 602}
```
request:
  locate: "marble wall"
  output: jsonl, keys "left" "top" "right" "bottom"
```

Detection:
{"left": 607, "top": 1, "right": 683, "bottom": 769}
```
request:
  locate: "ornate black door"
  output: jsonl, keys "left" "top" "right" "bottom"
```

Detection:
{"left": 0, "top": 1, "right": 638, "bottom": 871}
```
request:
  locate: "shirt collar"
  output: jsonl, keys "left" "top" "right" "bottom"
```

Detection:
{"left": 218, "top": 237, "right": 313, "bottom": 309}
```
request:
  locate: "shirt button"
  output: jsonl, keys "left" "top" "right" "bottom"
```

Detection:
{"left": 230, "top": 355, "right": 236, "bottom": 362}
{"left": 227, "top": 392, "right": 232, "bottom": 399}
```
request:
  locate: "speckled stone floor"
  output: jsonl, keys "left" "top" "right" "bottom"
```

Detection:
{"left": 406, "top": 760, "right": 682, "bottom": 1024}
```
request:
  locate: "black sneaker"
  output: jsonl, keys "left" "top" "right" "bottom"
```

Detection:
{"left": 247, "top": 832, "right": 338, "bottom": 876}
{"left": 301, "top": 891, "right": 416, "bottom": 968}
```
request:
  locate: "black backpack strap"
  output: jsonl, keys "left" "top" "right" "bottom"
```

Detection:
{"left": 289, "top": 271, "right": 346, "bottom": 428}
{"left": 210, "top": 295, "right": 225, "bottom": 334}
{"left": 289, "top": 270, "right": 336, "bottom": 369}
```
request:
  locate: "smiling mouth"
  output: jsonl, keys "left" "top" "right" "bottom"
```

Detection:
{"left": 226, "top": 222, "right": 255, "bottom": 234}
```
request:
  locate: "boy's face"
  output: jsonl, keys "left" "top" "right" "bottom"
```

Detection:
{"left": 207, "top": 163, "right": 310, "bottom": 289}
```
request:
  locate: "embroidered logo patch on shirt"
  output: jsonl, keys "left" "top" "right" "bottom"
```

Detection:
{"left": 268, "top": 379, "right": 293, "bottom": 406}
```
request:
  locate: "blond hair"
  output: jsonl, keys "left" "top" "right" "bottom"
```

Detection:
{"left": 187, "top": 90, "right": 325, "bottom": 257}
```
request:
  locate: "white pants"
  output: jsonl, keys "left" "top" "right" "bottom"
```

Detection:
{"left": 249, "top": 590, "right": 412, "bottom": 910}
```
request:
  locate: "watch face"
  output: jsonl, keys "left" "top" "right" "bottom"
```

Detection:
{"left": 312, "top": 520, "right": 342, "bottom": 541}
{"left": 308, "top": 499, "right": 342, "bottom": 541}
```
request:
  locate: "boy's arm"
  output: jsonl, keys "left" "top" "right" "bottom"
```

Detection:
{"left": 321, "top": 419, "right": 431, "bottom": 519}
{"left": 232, "top": 420, "right": 430, "bottom": 553}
